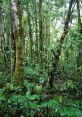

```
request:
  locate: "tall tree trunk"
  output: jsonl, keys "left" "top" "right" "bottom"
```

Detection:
{"left": 54, "top": 0, "right": 74, "bottom": 68}
{"left": 39, "top": 0, "right": 43, "bottom": 65}
{"left": 49, "top": 0, "right": 74, "bottom": 88}
{"left": 0, "top": 0, "right": 7, "bottom": 78}
{"left": 35, "top": 0, "right": 39, "bottom": 62}
{"left": 26, "top": 6, "right": 33, "bottom": 61}
{"left": 45, "top": 2, "right": 51, "bottom": 73}
{"left": 76, "top": 0, "right": 82, "bottom": 75}
{"left": 10, "top": 3, "right": 16, "bottom": 77}
{"left": 11, "top": 0, "right": 24, "bottom": 86}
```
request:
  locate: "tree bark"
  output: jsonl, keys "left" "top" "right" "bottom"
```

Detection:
{"left": 26, "top": 6, "right": 33, "bottom": 61}
{"left": 10, "top": 0, "right": 24, "bottom": 86}
{"left": 39, "top": 0, "right": 43, "bottom": 65}
{"left": 35, "top": 0, "right": 39, "bottom": 62}
{"left": 10, "top": 3, "right": 16, "bottom": 76}
{"left": 49, "top": 0, "right": 74, "bottom": 88}
{"left": 0, "top": 0, "right": 7, "bottom": 78}
{"left": 76, "top": 0, "right": 82, "bottom": 75}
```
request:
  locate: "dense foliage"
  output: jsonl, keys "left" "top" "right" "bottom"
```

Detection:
{"left": 0, "top": 0, "right": 82, "bottom": 116}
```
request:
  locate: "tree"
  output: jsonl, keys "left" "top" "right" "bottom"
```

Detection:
{"left": 34, "top": 0, "right": 39, "bottom": 62}
{"left": 10, "top": 1, "right": 16, "bottom": 77}
{"left": 26, "top": 4, "right": 33, "bottom": 61}
{"left": 0, "top": 0, "right": 7, "bottom": 78}
{"left": 39, "top": 0, "right": 43, "bottom": 65}
{"left": 10, "top": 0, "right": 24, "bottom": 86}
{"left": 76, "top": 0, "right": 82, "bottom": 75}
{"left": 49, "top": 0, "right": 75, "bottom": 88}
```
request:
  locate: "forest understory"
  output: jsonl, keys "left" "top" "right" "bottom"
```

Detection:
{"left": 0, "top": 0, "right": 82, "bottom": 117}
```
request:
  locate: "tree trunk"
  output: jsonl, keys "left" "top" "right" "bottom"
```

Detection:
{"left": 49, "top": 0, "right": 74, "bottom": 88}
{"left": 26, "top": 6, "right": 33, "bottom": 61}
{"left": 10, "top": 0, "right": 24, "bottom": 86}
{"left": 0, "top": 0, "right": 7, "bottom": 78}
{"left": 10, "top": 3, "right": 16, "bottom": 77}
{"left": 76, "top": 0, "right": 82, "bottom": 75}
{"left": 39, "top": 0, "right": 43, "bottom": 65}
{"left": 35, "top": 0, "right": 39, "bottom": 62}
{"left": 45, "top": 2, "right": 51, "bottom": 73}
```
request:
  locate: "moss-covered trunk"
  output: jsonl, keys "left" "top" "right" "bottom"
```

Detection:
{"left": 11, "top": 0, "right": 24, "bottom": 86}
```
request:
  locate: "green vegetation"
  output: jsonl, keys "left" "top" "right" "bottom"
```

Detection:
{"left": 0, "top": 0, "right": 82, "bottom": 116}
